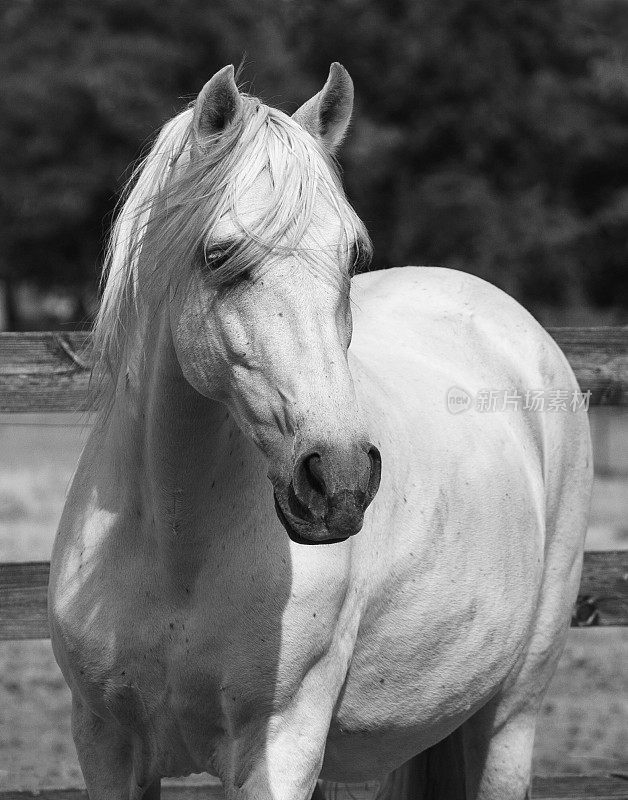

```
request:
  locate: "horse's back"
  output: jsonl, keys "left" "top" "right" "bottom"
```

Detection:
{"left": 351, "top": 266, "right": 579, "bottom": 397}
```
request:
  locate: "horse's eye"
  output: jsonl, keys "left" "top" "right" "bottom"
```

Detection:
{"left": 348, "top": 241, "right": 372, "bottom": 274}
{"left": 201, "top": 241, "right": 234, "bottom": 272}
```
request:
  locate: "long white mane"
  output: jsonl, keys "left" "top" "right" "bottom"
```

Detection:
{"left": 92, "top": 95, "right": 371, "bottom": 409}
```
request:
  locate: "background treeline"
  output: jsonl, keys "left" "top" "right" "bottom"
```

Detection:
{"left": 0, "top": 0, "right": 627, "bottom": 328}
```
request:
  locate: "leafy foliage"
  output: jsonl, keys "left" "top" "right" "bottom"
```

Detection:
{"left": 0, "top": 0, "right": 626, "bottom": 325}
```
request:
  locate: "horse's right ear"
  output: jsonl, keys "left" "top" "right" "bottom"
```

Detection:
{"left": 193, "top": 65, "right": 242, "bottom": 141}
{"left": 292, "top": 63, "right": 354, "bottom": 153}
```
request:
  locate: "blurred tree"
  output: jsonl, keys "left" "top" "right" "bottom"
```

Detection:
{"left": 290, "top": 0, "right": 628, "bottom": 310}
{"left": 0, "top": 0, "right": 626, "bottom": 328}
{"left": 0, "top": 0, "right": 295, "bottom": 327}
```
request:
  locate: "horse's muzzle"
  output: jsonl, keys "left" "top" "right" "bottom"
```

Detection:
{"left": 273, "top": 445, "right": 381, "bottom": 544}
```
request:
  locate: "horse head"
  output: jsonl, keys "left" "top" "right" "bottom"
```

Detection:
{"left": 166, "top": 64, "right": 381, "bottom": 544}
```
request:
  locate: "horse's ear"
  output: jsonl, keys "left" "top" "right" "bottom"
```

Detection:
{"left": 193, "top": 65, "right": 242, "bottom": 141}
{"left": 292, "top": 63, "right": 354, "bottom": 154}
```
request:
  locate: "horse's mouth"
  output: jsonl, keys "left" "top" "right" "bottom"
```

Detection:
{"left": 273, "top": 491, "right": 349, "bottom": 545}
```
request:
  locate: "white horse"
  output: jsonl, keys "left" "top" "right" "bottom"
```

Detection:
{"left": 49, "top": 64, "right": 592, "bottom": 800}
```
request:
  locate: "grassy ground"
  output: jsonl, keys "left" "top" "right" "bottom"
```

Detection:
{"left": 0, "top": 414, "right": 626, "bottom": 788}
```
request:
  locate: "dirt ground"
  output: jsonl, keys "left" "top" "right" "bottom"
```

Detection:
{"left": 0, "top": 413, "right": 626, "bottom": 789}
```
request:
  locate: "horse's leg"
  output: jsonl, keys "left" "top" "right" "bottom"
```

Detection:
{"left": 71, "top": 697, "right": 142, "bottom": 800}
{"left": 372, "top": 728, "right": 467, "bottom": 800}
{"left": 458, "top": 698, "right": 537, "bottom": 800}
{"left": 223, "top": 723, "right": 325, "bottom": 800}
{"left": 371, "top": 702, "right": 534, "bottom": 800}
{"left": 219, "top": 690, "right": 337, "bottom": 800}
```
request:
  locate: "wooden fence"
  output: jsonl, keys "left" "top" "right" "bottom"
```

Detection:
{"left": 1, "top": 329, "right": 627, "bottom": 800}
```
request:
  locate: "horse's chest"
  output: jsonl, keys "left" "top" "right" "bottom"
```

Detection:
{"left": 54, "top": 591, "right": 221, "bottom": 773}
{"left": 52, "top": 551, "right": 343, "bottom": 776}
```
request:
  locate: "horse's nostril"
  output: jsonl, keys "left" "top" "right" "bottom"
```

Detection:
{"left": 292, "top": 450, "right": 327, "bottom": 519}
{"left": 366, "top": 445, "right": 382, "bottom": 501}
{"left": 293, "top": 444, "right": 380, "bottom": 521}
{"left": 287, "top": 483, "right": 313, "bottom": 521}
{"left": 304, "top": 453, "right": 326, "bottom": 497}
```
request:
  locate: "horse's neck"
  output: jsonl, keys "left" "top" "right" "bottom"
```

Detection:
{"left": 104, "top": 308, "right": 241, "bottom": 542}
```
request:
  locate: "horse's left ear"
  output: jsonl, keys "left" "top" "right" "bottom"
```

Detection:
{"left": 292, "top": 63, "right": 354, "bottom": 154}
{"left": 193, "top": 64, "right": 243, "bottom": 142}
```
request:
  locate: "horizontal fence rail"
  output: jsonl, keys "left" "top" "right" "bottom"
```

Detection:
{"left": 0, "top": 328, "right": 627, "bottom": 412}
{"left": 548, "top": 327, "right": 628, "bottom": 406}
{"left": 1, "top": 552, "right": 627, "bottom": 641}
{"left": 0, "top": 332, "right": 92, "bottom": 413}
